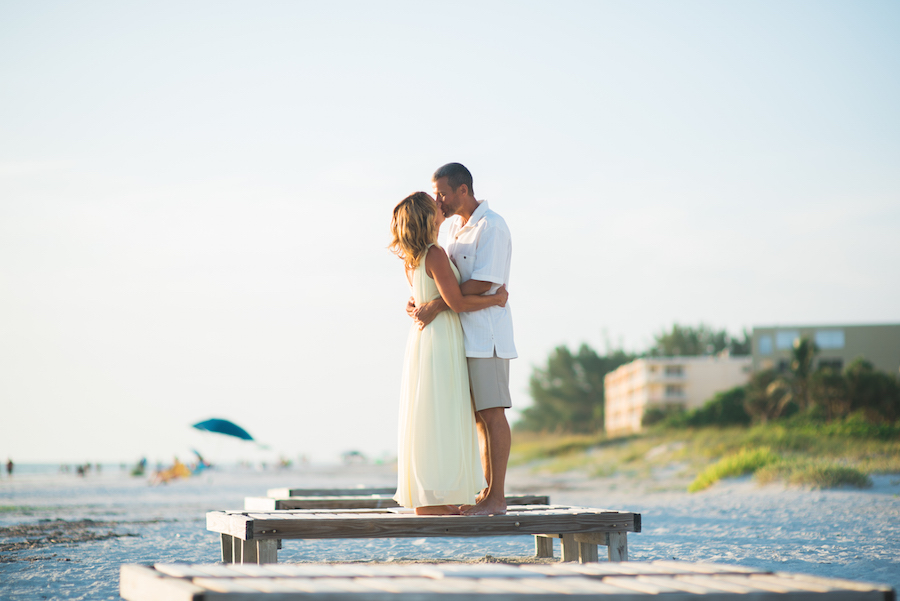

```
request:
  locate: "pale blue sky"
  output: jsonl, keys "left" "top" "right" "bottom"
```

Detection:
{"left": 2, "top": 1, "right": 898, "bottom": 464}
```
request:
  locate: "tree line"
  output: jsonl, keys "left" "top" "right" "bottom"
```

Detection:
{"left": 515, "top": 324, "right": 751, "bottom": 433}
{"left": 516, "top": 325, "right": 900, "bottom": 433}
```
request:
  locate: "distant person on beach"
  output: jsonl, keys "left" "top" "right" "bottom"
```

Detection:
{"left": 6, "top": 459, "right": 12, "bottom": 477}
{"left": 389, "top": 191, "right": 508, "bottom": 515}
{"left": 409, "top": 163, "right": 516, "bottom": 516}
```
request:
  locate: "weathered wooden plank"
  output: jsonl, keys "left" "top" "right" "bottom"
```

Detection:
{"left": 207, "top": 511, "right": 251, "bottom": 540}
{"left": 525, "top": 562, "right": 669, "bottom": 577}
{"left": 675, "top": 573, "right": 764, "bottom": 593}
{"left": 776, "top": 571, "right": 896, "bottom": 593}
{"left": 650, "top": 559, "right": 761, "bottom": 574}
{"left": 229, "top": 577, "right": 313, "bottom": 593}
{"left": 226, "top": 564, "right": 287, "bottom": 577}
{"left": 246, "top": 494, "right": 552, "bottom": 511}
{"left": 534, "top": 535, "right": 554, "bottom": 558}
{"left": 152, "top": 564, "right": 213, "bottom": 579}
{"left": 241, "top": 538, "right": 259, "bottom": 564}
{"left": 607, "top": 531, "right": 628, "bottom": 561}
{"left": 578, "top": 542, "right": 598, "bottom": 563}
{"left": 267, "top": 487, "right": 397, "bottom": 498}
{"left": 220, "top": 533, "right": 233, "bottom": 563}
{"left": 719, "top": 574, "right": 813, "bottom": 594}
{"left": 219, "top": 508, "right": 640, "bottom": 541}
{"left": 602, "top": 575, "right": 683, "bottom": 594}
{"left": 122, "top": 563, "right": 896, "bottom": 601}
{"left": 257, "top": 539, "right": 278, "bottom": 564}
{"left": 119, "top": 565, "right": 206, "bottom": 601}
{"left": 636, "top": 575, "right": 723, "bottom": 594}
{"left": 572, "top": 532, "right": 608, "bottom": 545}
{"left": 522, "top": 576, "right": 642, "bottom": 595}
{"left": 420, "top": 564, "right": 546, "bottom": 579}
{"left": 191, "top": 577, "right": 263, "bottom": 593}
{"left": 232, "top": 537, "right": 242, "bottom": 564}
{"left": 264, "top": 564, "right": 367, "bottom": 577}
{"left": 560, "top": 533, "right": 578, "bottom": 562}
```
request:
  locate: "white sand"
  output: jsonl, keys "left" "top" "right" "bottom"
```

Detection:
{"left": 1, "top": 461, "right": 898, "bottom": 600}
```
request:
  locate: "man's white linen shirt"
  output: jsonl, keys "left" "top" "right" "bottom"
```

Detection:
{"left": 445, "top": 200, "right": 517, "bottom": 360}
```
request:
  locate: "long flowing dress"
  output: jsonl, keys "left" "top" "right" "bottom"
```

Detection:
{"left": 394, "top": 244, "right": 484, "bottom": 508}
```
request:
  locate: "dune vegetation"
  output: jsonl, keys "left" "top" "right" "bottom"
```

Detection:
{"left": 510, "top": 417, "right": 899, "bottom": 492}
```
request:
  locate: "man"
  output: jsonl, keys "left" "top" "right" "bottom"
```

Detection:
{"left": 410, "top": 162, "right": 516, "bottom": 516}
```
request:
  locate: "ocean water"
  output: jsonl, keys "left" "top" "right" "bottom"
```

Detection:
{"left": 0, "top": 462, "right": 537, "bottom": 600}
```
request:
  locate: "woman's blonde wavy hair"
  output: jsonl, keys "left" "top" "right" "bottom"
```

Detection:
{"left": 389, "top": 192, "right": 438, "bottom": 271}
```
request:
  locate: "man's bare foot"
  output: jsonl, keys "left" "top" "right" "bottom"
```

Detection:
{"left": 461, "top": 498, "right": 507, "bottom": 516}
{"left": 475, "top": 488, "right": 487, "bottom": 504}
{"left": 415, "top": 504, "right": 461, "bottom": 515}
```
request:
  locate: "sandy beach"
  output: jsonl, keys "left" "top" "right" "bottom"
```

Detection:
{"left": 1, "top": 461, "right": 898, "bottom": 600}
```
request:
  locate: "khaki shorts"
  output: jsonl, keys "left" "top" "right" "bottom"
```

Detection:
{"left": 467, "top": 355, "right": 512, "bottom": 412}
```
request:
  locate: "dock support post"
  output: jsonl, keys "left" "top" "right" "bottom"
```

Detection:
{"left": 258, "top": 540, "right": 278, "bottom": 564}
{"left": 607, "top": 532, "right": 628, "bottom": 561}
{"left": 561, "top": 534, "right": 579, "bottom": 562}
{"left": 534, "top": 535, "right": 554, "bottom": 558}
{"left": 578, "top": 542, "right": 599, "bottom": 563}
{"left": 220, "top": 534, "right": 234, "bottom": 563}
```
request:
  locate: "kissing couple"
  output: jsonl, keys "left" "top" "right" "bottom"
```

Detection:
{"left": 389, "top": 163, "right": 516, "bottom": 516}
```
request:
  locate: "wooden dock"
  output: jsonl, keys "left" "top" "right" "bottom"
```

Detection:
{"left": 245, "top": 493, "right": 551, "bottom": 511}
{"left": 207, "top": 505, "right": 641, "bottom": 564}
{"left": 120, "top": 560, "right": 896, "bottom": 600}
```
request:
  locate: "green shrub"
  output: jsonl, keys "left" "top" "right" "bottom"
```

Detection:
{"left": 685, "top": 386, "right": 751, "bottom": 427}
{"left": 642, "top": 405, "right": 686, "bottom": 427}
{"left": 688, "top": 447, "right": 780, "bottom": 492}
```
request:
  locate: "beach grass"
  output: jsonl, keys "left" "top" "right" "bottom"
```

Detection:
{"left": 688, "top": 447, "right": 780, "bottom": 492}
{"left": 755, "top": 459, "right": 873, "bottom": 489}
{"left": 511, "top": 418, "right": 900, "bottom": 490}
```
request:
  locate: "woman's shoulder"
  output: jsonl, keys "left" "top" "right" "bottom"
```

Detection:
{"left": 425, "top": 243, "right": 449, "bottom": 261}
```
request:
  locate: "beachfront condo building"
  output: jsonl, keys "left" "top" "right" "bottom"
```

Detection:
{"left": 604, "top": 355, "right": 752, "bottom": 436}
{"left": 751, "top": 323, "right": 900, "bottom": 376}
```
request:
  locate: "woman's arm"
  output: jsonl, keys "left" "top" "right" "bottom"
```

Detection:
{"left": 425, "top": 245, "right": 507, "bottom": 313}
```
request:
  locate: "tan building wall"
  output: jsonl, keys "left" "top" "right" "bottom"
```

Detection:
{"left": 752, "top": 324, "right": 900, "bottom": 375}
{"left": 604, "top": 355, "right": 752, "bottom": 436}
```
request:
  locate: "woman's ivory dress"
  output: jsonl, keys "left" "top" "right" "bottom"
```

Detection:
{"left": 394, "top": 245, "right": 484, "bottom": 508}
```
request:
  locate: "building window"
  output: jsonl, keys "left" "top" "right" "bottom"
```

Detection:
{"left": 819, "top": 358, "right": 843, "bottom": 372}
{"left": 815, "top": 330, "right": 845, "bottom": 350}
{"left": 665, "top": 385, "right": 684, "bottom": 398}
{"left": 664, "top": 365, "right": 684, "bottom": 377}
{"left": 776, "top": 330, "right": 800, "bottom": 350}
{"left": 758, "top": 335, "right": 773, "bottom": 355}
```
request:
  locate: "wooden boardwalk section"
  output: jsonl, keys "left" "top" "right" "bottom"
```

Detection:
{"left": 207, "top": 505, "right": 640, "bottom": 565}
{"left": 245, "top": 493, "right": 551, "bottom": 511}
{"left": 120, "top": 560, "right": 896, "bottom": 600}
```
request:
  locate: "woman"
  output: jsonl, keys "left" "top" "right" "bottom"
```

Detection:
{"left": 389, "top": 192, "right": 508, "bottom": 515}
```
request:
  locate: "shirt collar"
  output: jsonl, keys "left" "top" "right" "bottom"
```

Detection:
{"left": 460, "top": 200, "right": 489, "bottom": 230}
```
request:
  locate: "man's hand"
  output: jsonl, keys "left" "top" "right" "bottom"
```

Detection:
{"left": 495, "top": 284, "right": 509, "bottom": 307}
{"left": 413, "top": 299, "right": 440, "bottom": 330}
{"left": 406, "top": 296, "right": 417, "bottom": 319}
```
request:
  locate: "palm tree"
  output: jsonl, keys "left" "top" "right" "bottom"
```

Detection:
{"left": 790, "top": 336, "right": 818, "bottom": 411}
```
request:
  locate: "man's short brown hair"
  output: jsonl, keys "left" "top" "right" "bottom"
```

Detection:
{"left": 432, "top": 162, "right": 474, "bottom": 196}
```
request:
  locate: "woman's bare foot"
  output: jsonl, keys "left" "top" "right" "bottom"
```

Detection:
{"left": 415, "top": 504, "right": 461, "bottom": 515}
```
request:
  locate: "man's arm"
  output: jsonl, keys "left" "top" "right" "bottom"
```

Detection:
{"left": 412, "top": 279, "right": 493, "bottom": 330}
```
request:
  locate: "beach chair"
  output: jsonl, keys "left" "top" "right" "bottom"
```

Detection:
{"left": 121, "top": 560, "right": 895, "bottom": 600}
{"left": 207, "top": 505, "right": 641, "bottom": 565}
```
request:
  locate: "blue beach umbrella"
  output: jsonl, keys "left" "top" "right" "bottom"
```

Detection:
{"left": 191, "top": 418, "right": 254, "bottom": 441}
